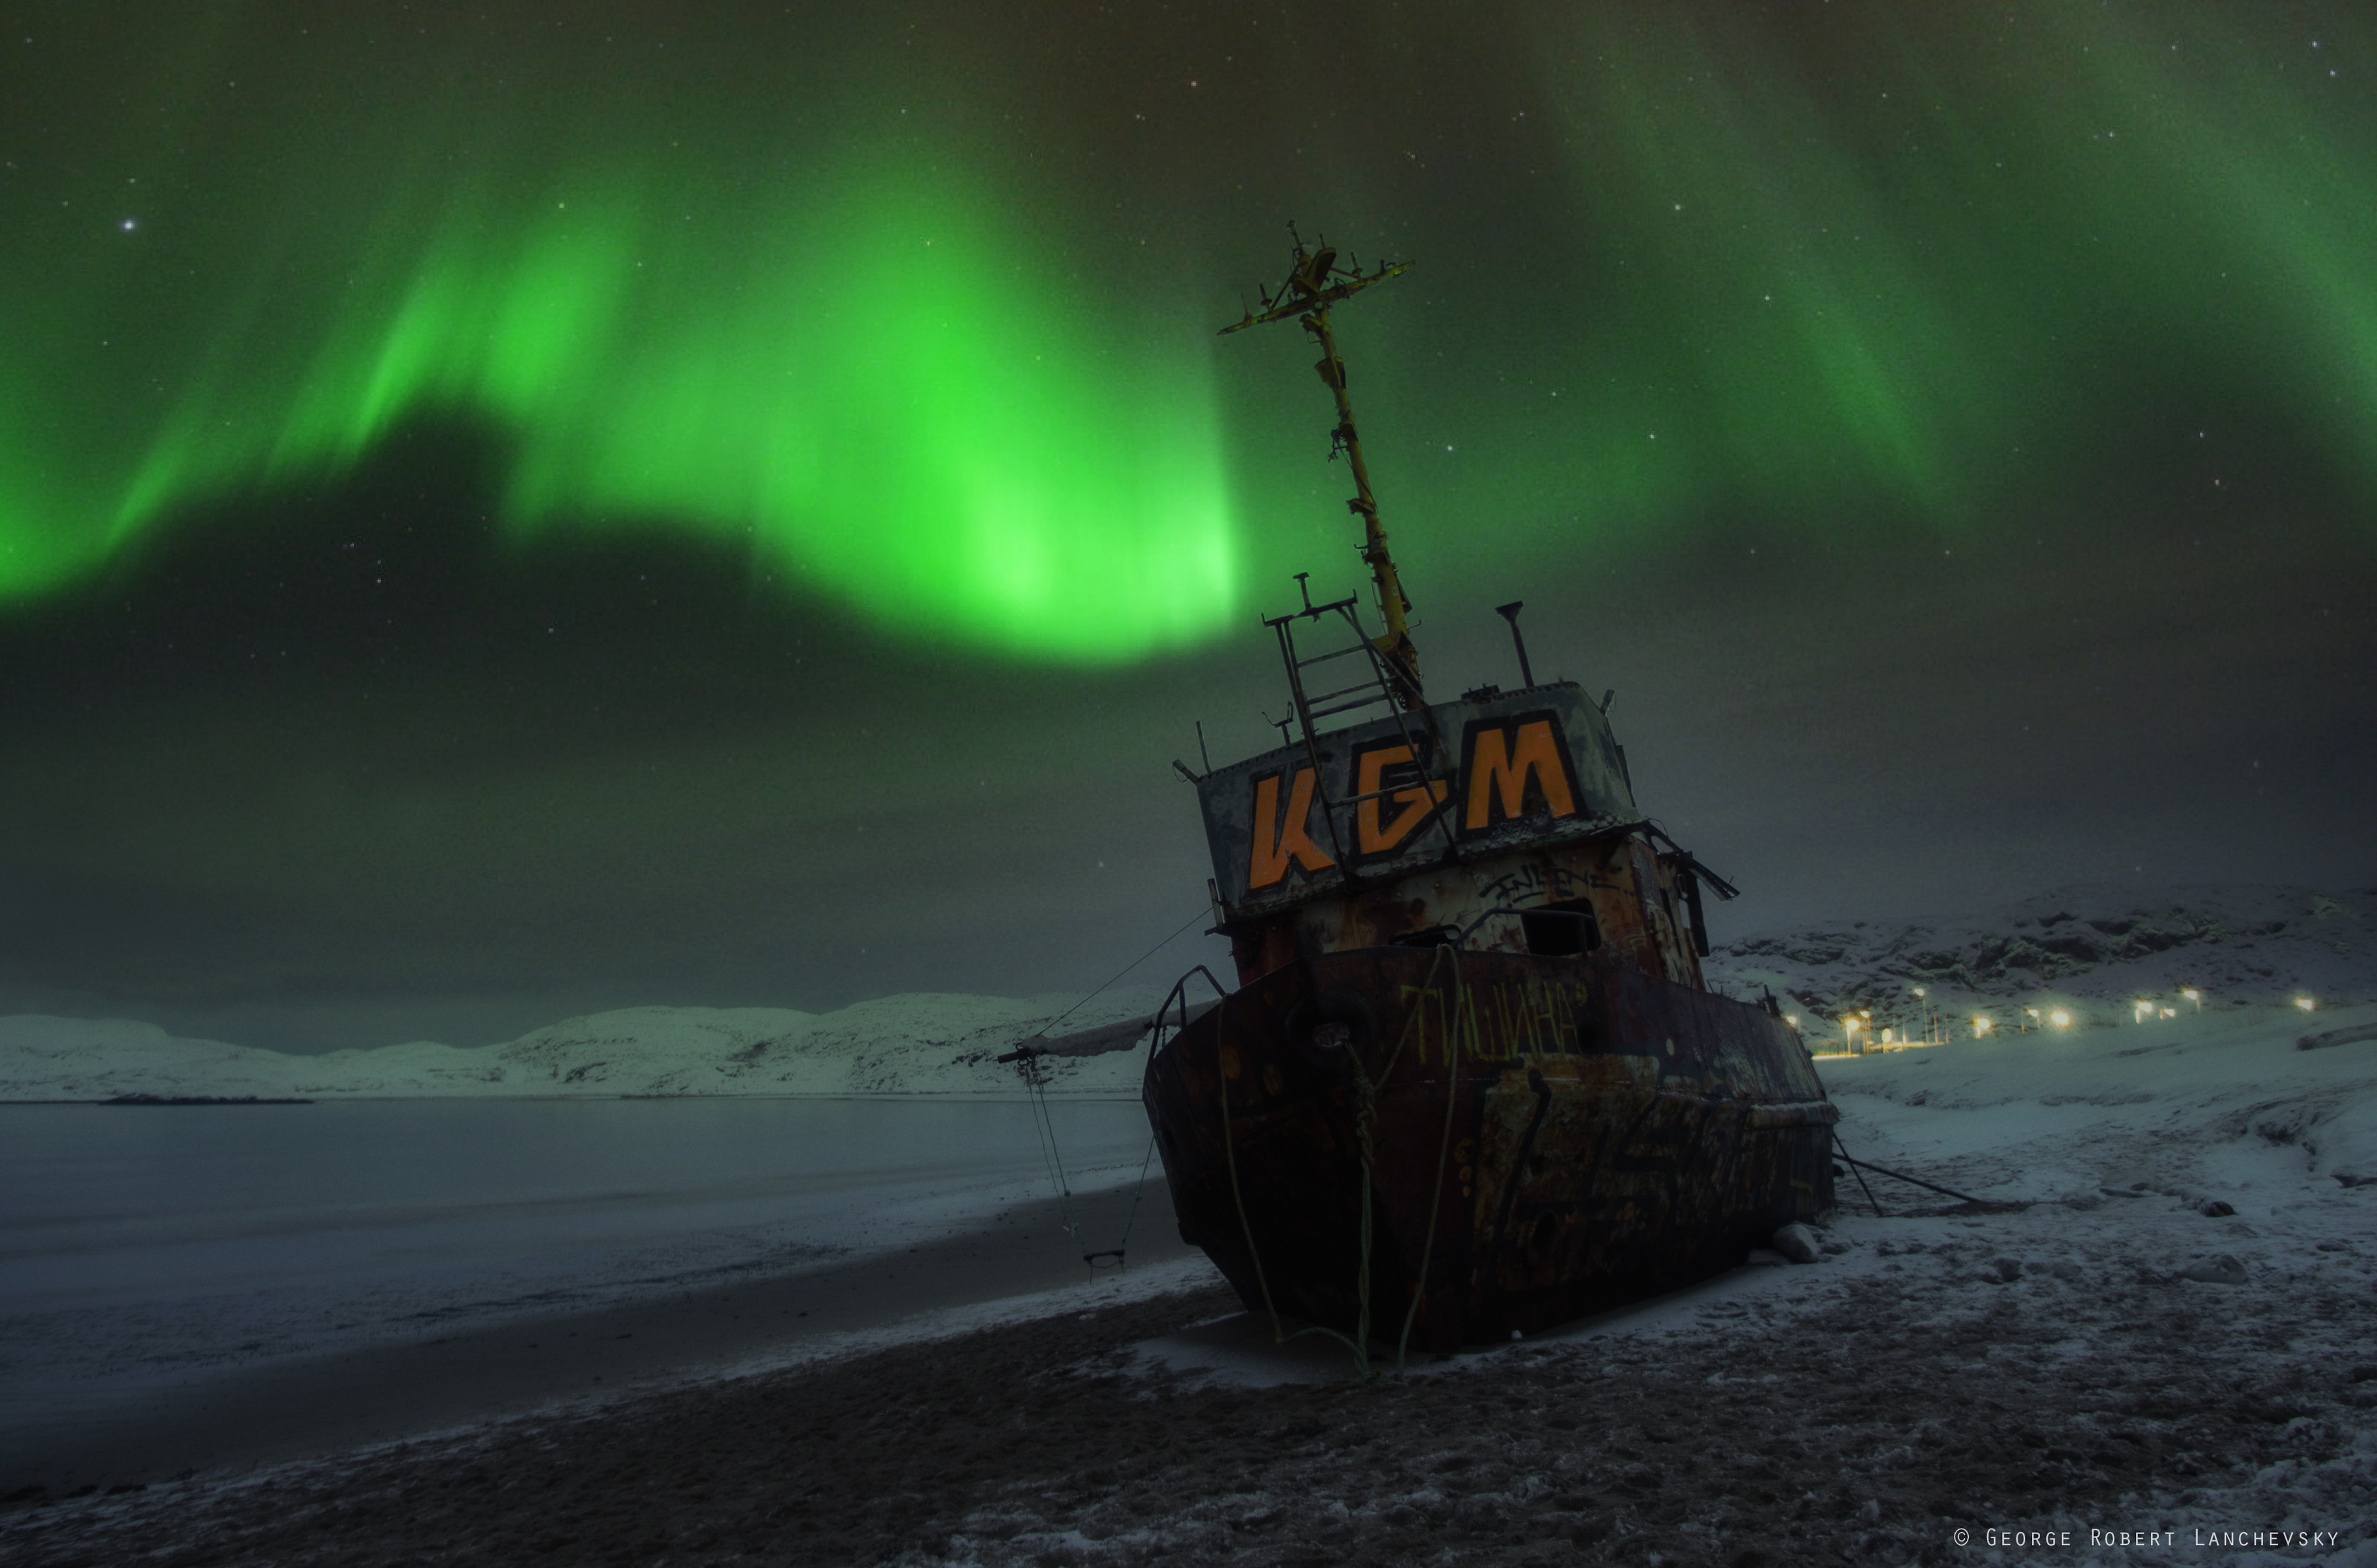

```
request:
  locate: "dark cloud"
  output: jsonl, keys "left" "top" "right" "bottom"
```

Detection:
{"left": 5, "top": 407, "right": 2366, "bottom": 1051}
{"left": 3, "top": 3, "right": 2373, "bottom": 1050}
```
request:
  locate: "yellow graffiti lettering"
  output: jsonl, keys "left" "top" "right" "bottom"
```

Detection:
{"left": 1396, "top": 984, "right": 1440, "bottom": 1066}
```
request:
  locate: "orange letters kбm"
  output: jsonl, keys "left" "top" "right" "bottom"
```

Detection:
{"left": 1464, "top": 720, "right": 1576, "bottom": 831}
{"left": 1248, "top": 768, "right": 1335, "bottom": 888}
{"left": 1355, "top": 744, "right": 1447, "bottom": 854}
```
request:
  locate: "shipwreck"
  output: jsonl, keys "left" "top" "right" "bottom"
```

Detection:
{"left": 1138, "top": 231, "right": 1837, "bottom": 1362}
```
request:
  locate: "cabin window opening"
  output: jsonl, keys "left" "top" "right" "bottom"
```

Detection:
{"left": 1521, "top": 898, "right": 1601, "bottom": 958}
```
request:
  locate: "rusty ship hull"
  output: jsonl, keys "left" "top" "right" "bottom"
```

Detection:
{"left": 1144, "top": 945, "right": 1836, "bottom": 1350}
{"left": 1135, "top": 232, "right": 1838, "bottom": 1351}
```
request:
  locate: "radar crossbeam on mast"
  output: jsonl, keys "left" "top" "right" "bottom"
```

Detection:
{"left": 1222, "top": 225, "right": 1422, "bottom": 710}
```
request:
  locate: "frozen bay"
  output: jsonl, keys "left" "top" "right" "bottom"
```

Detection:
{"left": 0, "top": 1096, "right": 1159, "bottom": 1466}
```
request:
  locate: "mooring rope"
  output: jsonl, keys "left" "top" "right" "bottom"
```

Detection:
{"left": 1007, "top": 909, "right": 1213, "bottom": 1267}
{"left": 1218, "top": 1006, "right": 1354, "bottom": 1365}
{"left": 1097, "top": 1130, "right": 1162, "bottom": 1267}
{"left": 1395, "top": 943, "right": 1470, "bottom": 1374}
{"left": 1830, "top": 1137, "right": 1989, "bottom": 1208}
{"left": 1020, "top": 1054, "right": 1089, "bottom": 1256}
{"left": 1830, "top": 1128, "right": 1887, "bottom": 1216}
{"left": 1019, "top": 904, "right": 1210, "bottom": 1044}
{"left": 1219, "top": 941, "right": 1473, "bottom": 1382}
{"left": 1347, "top": 1053, "right": 1379, "bottom": 1368}
{"left": 1089, "top": 972, "right": 1223, "bottom": 1268}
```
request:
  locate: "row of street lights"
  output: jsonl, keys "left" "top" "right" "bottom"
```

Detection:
{"left": 1812, "top": 982, "right": 2319, "bottom": 1055}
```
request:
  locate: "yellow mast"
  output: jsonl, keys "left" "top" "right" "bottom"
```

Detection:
{"left": 1222, "top": 230, "right": 1421, "bottom": 708}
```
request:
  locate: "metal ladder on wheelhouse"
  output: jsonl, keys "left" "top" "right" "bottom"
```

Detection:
{"left": 1263, "top": 574, "right": 1459, "bottom": 877}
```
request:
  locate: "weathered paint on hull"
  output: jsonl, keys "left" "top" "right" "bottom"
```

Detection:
{"left": 1142, "top": 946, "right": 1837, "bottom": 1351}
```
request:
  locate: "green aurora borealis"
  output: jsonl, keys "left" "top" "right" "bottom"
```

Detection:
{"left": 12, "top": 132, "right": 1239, "bottom": 657}
{"left": 3, "top": 1, "right": 2374, "bottom": 1048}
{"left": 6, "top": 1, "right": 2373, "bottom": 660}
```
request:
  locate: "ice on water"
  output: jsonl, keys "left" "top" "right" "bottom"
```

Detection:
{"left": 0, "top": 1095, "right": 1155, "bottom": 1440}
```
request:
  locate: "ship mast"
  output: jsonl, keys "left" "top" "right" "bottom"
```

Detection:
{"left": 1222, "top": 227, "right": 1422, "bottom": 709}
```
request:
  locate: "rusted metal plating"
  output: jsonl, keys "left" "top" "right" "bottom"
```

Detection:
{"left": 1144, "top": 947, "right": 1836, "bottom": 1350}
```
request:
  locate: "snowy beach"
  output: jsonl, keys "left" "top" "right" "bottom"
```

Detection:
{"left": 4, "top": 924, "right": 2374, "bottom": 1563}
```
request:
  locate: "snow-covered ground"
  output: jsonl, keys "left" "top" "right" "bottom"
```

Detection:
{"left": 1708, "top": 881, "right": 2376, "bottom": 1044}
{"left": 1819, "top": 996, "right": 2377, "bottom": 1196}
{"left": 8, "top": 996, "right": 2372, "bottom": 1565}
{"left": 994, "top": 996, "right": 2377, "bottom": 1564}
{"left": 0, "top": 991, "right": 1165, "bottom": 1101}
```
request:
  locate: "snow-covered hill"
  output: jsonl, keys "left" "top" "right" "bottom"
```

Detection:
{"left": 16, "top": 883, "right": 2374, "bottom": 1101}
{"left": 1707, "top": 882, "right": 2376, "bottom": 1040}
{"left": 0, "top": 992, "right": 1166, "bottom": 1102}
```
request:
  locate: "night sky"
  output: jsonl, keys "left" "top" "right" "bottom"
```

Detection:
{"left": 4, "top": 1, "right": 2372, "bottom": 1052}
